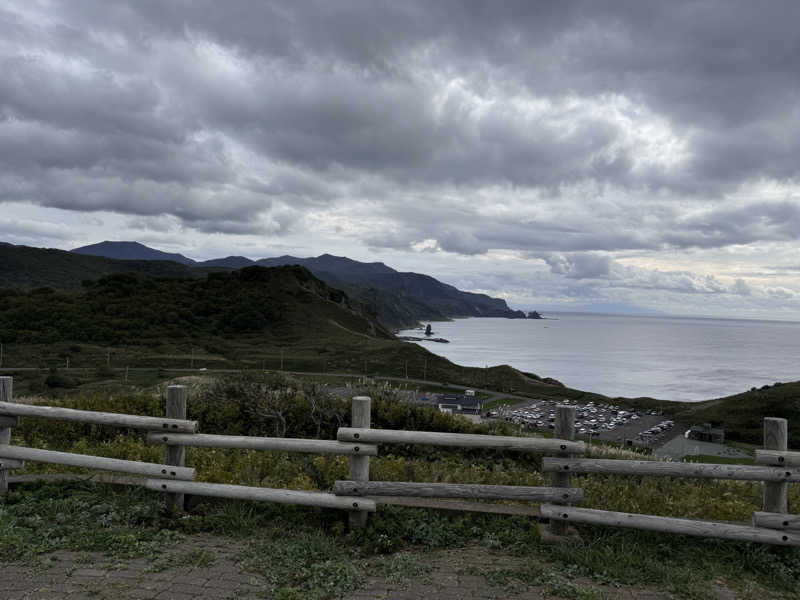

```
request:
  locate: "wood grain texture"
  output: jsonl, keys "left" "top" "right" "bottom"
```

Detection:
{"left": 541, "top": 504, "right": 800, "bottom": 547}
{"left": 338, "top": 427, "right": 585, "bottom": 454}
{"left": 763, "top": 417, "right": 789, "bottom": 513}
{"left": 165, "top": 386, "right": 187, "bottom": 514}
{"left": 0, "top": 445, "right": 195, "bottom": 480}
{"left": 0, "top": 415, "right": 18, "bottom": 428}
{"left": 348, "top": 396, "right": 371, "bottom": 529}
{"left": 333, "top": 480, "right": 583, "bottom": 502}
{"left": 0, "top": 377, "right": 12, "bottom": 494}
{"left": 542, "top": 457, "right": 800, "bottom": 482}
{"left": 145, "top": 479, "right": 376, "bottom": 512}
{"left": 0, "top": 401, "right": 198, "bottom": 433}
{"left": 374, "top": 496, "right": 541, "bottom": 517}
{"left": 756, "top": 449, "right": 800, "bottom": 467}
{"left": 147, "top": 433, "right": 377, "bottom": 456}
{"left": 752, "top": 512, "right": 800, "bottom": 532}
{"left": 550, "top": 404, "right": 576, "bottom": 536}
{"left": 0, "top": 458, "right": 24, "bottom": 469}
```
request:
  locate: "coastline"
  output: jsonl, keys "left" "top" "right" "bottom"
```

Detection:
{"left": 397, "top": 314, "right": 800, "bottom": 403}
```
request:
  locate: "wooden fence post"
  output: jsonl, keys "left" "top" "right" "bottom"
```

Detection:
{"left": 348, "top": 396, "right": 371, "bottom": 529}
{"left": 550, "top": 404, "right": 576, "bottom": 536}
{"left": 165, "top": 385, "right": 188, "bottom": 514}
{"left": 763, "top": 417, "right": 788, "bottom": 514}
{"left": 0, "top": 377, "right": 14, "bottom": 495}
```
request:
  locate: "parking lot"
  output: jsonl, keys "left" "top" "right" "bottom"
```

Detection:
{"left": 495, "top": 398, "right": 681, "bottom": 445}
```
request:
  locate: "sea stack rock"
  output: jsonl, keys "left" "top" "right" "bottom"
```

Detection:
{"left": 528, "top": 311, "right": 543, "bottom": 319}
{"left": 425, "top": 324, "right": 433, "bottom": 336}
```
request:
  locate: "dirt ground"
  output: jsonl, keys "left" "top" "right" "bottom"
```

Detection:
{"left": 0, "top": 535, "right": 746, "bottom": 600}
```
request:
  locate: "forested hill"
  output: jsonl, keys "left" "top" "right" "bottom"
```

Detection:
{"left": 0, "top": 243, "right": 200, "bottom": 289}
{"left": 0, "top": 266, "right": 392, "bottom": 346}
{"left": 3, "top": 242, "right": 529, "bottom": 327}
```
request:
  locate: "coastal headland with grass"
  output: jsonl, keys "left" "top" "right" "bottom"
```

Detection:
{"left": 1, "top": 244, "right": 799, "bottom": 599}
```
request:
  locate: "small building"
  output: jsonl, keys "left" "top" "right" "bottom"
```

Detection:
{"left": 437, "top": 393, "right": 482, "bottom": 414}
{"left": 688, "top": 423, "right": 724, "bottom": 444}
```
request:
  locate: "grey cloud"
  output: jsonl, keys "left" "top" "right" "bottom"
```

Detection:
{"left": 765, "top": 287, "right": 797, "bottom": 300}
{"left": 1, "top": 0, "right": 800, "bottom": 282}
{"left": 542, "top": 252, "right": 757, "bottom": 296}
{"left": 731, "top": 279, "right": 751, "bottom": 296}
{"left": 543, "top": 253, "right": 614, "bottom": 279}
{"left": 0, "top": 217, "right": 73, "bottom": 241}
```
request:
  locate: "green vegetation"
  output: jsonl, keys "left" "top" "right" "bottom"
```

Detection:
{"left": 0, "top": 243, "right": 200, "bottom": 290}
{"left": 483, "top": 397, "right": 519, "bottom": 411}
{"left": 0, "top": 266, "right": 390, "bottom": 346}
{"left": 668, "top": 381, "right": 800, "bottom": 446}
{"left": 0, "top": 243, "right": 526, "bottom": 329}
{"left": 2, "top": 375, "right": 800, "bottom": 598}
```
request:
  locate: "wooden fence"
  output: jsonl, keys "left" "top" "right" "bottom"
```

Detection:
{"left": 0, "top": 375, "right": 798, "bottom": 546}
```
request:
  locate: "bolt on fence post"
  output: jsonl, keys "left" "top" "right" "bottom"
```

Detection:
{"left": 763, "top": 417, "right": 788, "bottom": 514}
{"left": 348, "top": 396, "right": 371, "bottom": 529}
{"left": 550, "top": 404, "right": 576, "bottom": 536}
{"left": 0, "top": 377, "right": 15, "bottom": 495}
{"left": 165, "top": 385, "right": 188, "bottom": 514}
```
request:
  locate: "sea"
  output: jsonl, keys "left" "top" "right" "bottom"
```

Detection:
{"left": 398, "top": 313, "right": 800, "bottom": 402}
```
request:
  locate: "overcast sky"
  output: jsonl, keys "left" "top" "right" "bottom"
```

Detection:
{"left": 2, "top": 1, "right": 800, "bottom": 319}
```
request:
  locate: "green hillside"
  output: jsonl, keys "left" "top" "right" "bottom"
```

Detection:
{"left": 669, "top": 381, "right": 800, "bottom": 446}
{"left": 3, "top": 250, "right": 799, "bottom": 445}
{"left": 2, "top": 243, "right": 529, "bottom": 328}
{"left": 0, "top": 244, "right": 199, "bottom": 289}
{"left": 0, "top": 266, "right": 391, "bottom": 347}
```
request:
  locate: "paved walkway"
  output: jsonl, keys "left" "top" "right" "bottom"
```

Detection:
{"left": 654, "top": 436, "right": 751, "bottom": 461}
{"left": 1, "top": 535, "right": 263, "bottom": 600}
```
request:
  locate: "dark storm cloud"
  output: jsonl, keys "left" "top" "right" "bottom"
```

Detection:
{"left": 1, "top": 0, "right": 799, "bottom": 255}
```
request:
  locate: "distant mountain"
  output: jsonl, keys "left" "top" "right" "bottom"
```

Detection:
{"left": 72, "top": 241, "right": 197, "bottom": 266}
{"left": 0, "top": 244, "right": 198, "bottom": 289}
{"left": 198, "top": 256, "right": 256, "bottom": 268}
{"left": 8, "top": 241, "right": 529, "bottom": 327}
{"left": 254, "top": 254, "right": 396, "bottom": 282}
{"left": 250, "top": 254, "right": 525, "bottom": 326}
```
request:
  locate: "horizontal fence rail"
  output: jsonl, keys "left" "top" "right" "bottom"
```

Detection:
{"left": 540, "top": 504, "right": 800, "bottom": 547}
{"left": 0, "top": 445, "right": 196, "bottom": 480}
{"left": 0, "top": 458, "right": 24, "bottom": 469}
{"left": 372, "top": 496, "right": 542, "bottom": 517}
{"left": 146, "top": 479, "right": 376, "bottom": 512}
{"left": 756, "top": 449, "right": 800, "bottom": 467}
{"left": 0, "top": 457, "right": 24, "bottom": 469}
{"left": 752, "top": 512, "right": 800, "bottom": 532}
{"left": 542, "top": 457, "right": 800, "bottom": 483}
{"left": 148, "top": 433, "right": 377, "bottom": 456}
{"left": 0, "top": 401, "right": 198, "bottom": 433}
{"left": 333, "top": 480, "right": 583, "bottom": 503}
{"left": 0, "top": 415, "right": 18, "bottom": 428}
{"left": 2, "top": 371, "right": 797, "bottom": 547}
{"left": 338, "top": 427, "right": 586, "bottom": 454}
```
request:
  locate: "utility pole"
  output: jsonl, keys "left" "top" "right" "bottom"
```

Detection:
{"left": 66, "top": 357, "right": 70, "bottom": 369}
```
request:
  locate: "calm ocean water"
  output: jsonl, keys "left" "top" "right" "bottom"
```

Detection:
{"left": 398, "top": 313, "right": 800, "bottom": 402}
